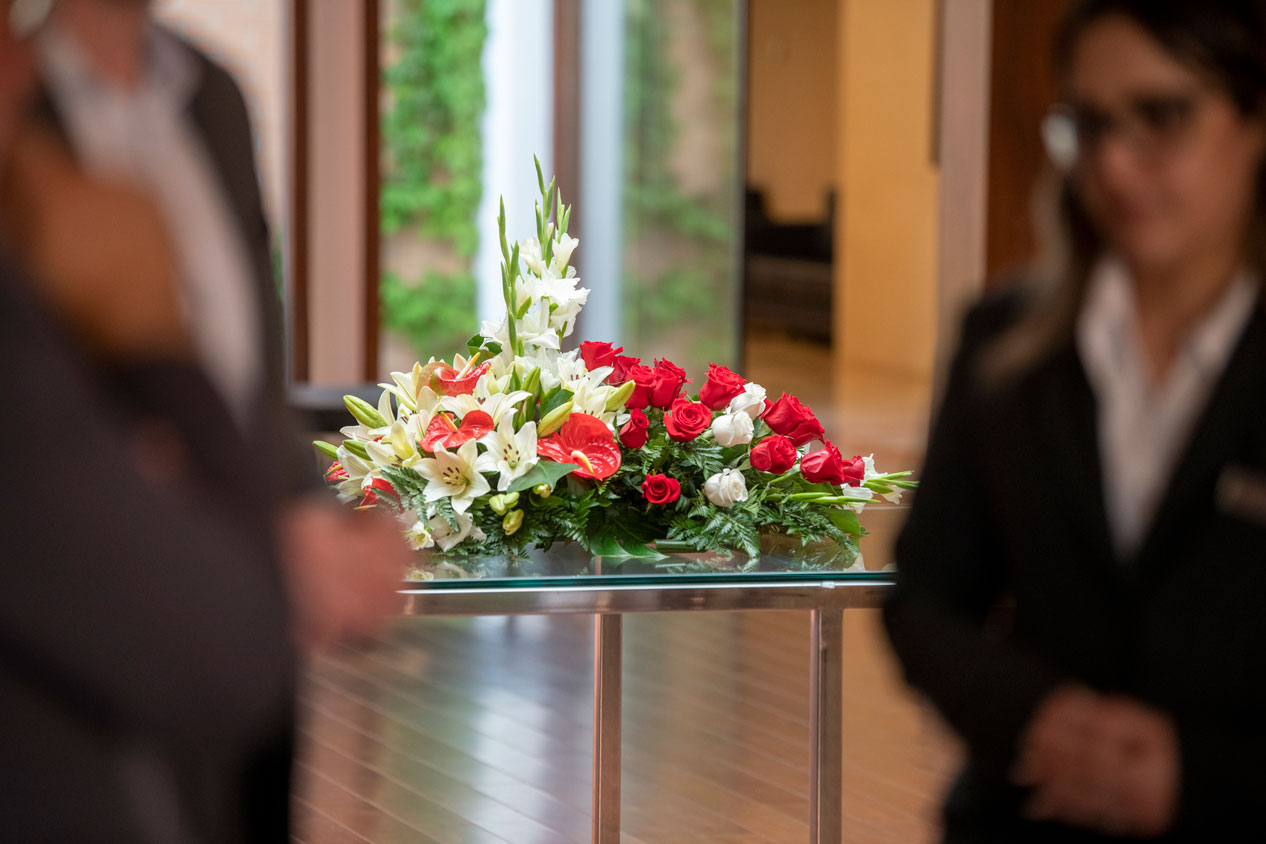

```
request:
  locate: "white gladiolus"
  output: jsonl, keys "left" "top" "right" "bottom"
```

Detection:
{"left": 553, "top": 233, "right": 579, "bottom": 269}
{"left": 711, "top": 411, "right": 754, "bottom": 447}
{"left": 704, "top": 469, "right": 749, "bottom": 508}
{"left": 728, "top": 383, "right": 768, "bottom": 419}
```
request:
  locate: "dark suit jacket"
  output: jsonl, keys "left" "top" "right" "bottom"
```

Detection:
{"left": 0, "top": 260, "right": 295, "bottom": 842}
{"left": 34, "top": 32, "right": 317, "bottom": 503}
{"left": 885, "top": 288, "right": 1266, "bottom": 843}
{"left": 20, "top": 33, "right": 311, "bottom": 842}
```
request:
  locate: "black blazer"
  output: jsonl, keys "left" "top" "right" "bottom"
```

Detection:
{"left": 0, "top": 260, "right": 295, "bottom": 842}
{"left": 34, "top": 33, "right": 317, "bottom": 502}
{"left": 885, "top": 288, "right": 1266, "bottom": 842}
{"left": 20, "top": 35, "right": 307, "bottom": 842}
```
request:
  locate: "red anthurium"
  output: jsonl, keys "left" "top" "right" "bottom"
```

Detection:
{"left": 359, "top": 477, "right": 400, "bottom": 508}
{"left": 324, "top": 461, "right": 349, "bottom": 483}
{"left": 421, "top": 410, "right": 494, "bottom": 452}
{"left": 423, "top": 360, "right": 491, "bottom": 396}
{"left": 536, "top": 413, "right": 622, "bottom": 481}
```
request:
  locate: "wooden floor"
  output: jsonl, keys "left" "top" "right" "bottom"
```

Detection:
{"left": 294, "top": 330, "right": 961, "bottom": 843}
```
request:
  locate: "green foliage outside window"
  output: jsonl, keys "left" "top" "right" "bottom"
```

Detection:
{"left": 380, "top": 0, "right": 486, "bottom": 360}
{"left": 622, "top": 0, "right": 740, "bottom": 367}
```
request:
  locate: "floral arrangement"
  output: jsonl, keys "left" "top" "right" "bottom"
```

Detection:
{"left": 316, "top": 161, "right": 915, "bottom": 569}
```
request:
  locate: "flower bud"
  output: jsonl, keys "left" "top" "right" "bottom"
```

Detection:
{"left": 345, "top": 395, "right": 388, "bottom": 429}
{"left": 489, "top": 492, "right": 520, "bottom": 515}
{"left": 604, "top": 380, "right": 636, "bottom": 412}
{"left": 537, "top": 399, "right": 575, "bottom": 437}
{"left": 502, "top": 509, "right": 525, "bottom": 536}
{"left": 534, "top": 484, "right": 553, "bottom": 498}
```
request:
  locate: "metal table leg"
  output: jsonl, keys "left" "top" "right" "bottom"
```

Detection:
{"left": 809, "top": 607, "right": 843, "bottom": 843}
{"left": 593, "top": 613, "right": 622, "bottom": 843}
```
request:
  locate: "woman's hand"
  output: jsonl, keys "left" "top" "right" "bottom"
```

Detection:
{"left": 1012, "top": 685, "right": 1180, "bottom": 837}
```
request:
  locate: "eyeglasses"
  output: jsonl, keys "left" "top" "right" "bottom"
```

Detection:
{"left": 1042, "top": 90, "right": 1207, "bottom": 171}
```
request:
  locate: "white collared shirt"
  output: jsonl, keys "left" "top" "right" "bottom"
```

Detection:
{"left": 38, "top": 22, "right": 263, "bottom": 419}
{"left": 1076, "top": 258, "right": 1259, "bottom": 556}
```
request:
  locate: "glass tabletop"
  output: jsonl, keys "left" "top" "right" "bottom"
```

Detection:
{"left": 404, "top": 504, "right": 907, "bottom": 589}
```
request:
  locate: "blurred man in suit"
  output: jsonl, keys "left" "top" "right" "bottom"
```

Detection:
{"left": 0, "top": 0, "right": 411, "bottom": 839}
{"left": 29, "top": 0, "right": 408, "bottom": 653}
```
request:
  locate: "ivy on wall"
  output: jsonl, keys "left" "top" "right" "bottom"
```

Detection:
{"left": 379, "top": 0, "right": 487, "bottom": 358}
{"left": 622, "top": 0, "right": 740, "bottom": 366}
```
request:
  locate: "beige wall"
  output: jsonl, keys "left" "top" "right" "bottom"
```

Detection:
{"left": 834, "top": 0, "right": 939, "bottom": 389}
{"left": 746, "top": 0, "right": 837, "bottom": 223}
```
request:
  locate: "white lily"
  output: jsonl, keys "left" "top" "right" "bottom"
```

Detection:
{"left": 427, "top": 511, "right": 486, "bottom": 552}
{"left": 365, "top": 439, "right": 401, "bottom": 469}
{"left": 403, "top": 519, "right": 435, "bottom": 550}
{"left": 333, "top": 448, "right": 377, "bottom": 502}
{"left": 438, "top": 390, "right": 532, "bottom": 425}
{"left": 416, "top": 439, "right": 491, "bottom": 514}
{"left": 476, "top": 417, "right": 540, "bottom": 491}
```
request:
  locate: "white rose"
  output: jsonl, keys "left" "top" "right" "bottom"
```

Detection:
{"left": 728, "top": 383, "right": 768, "bottom": 419}
{"left": 704, "top": 469, "right": 749, "bottom": 508}
{"left": 711, "top": 411, "right": 754, "bottom": 447}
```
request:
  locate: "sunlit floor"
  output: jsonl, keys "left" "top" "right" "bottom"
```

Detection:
{"left": 293, "top": 328, "right": 961, "bottom": 843}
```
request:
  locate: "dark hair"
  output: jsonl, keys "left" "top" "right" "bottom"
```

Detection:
{"left": 986, "top": 0, "right": 1266, "bottom": 384}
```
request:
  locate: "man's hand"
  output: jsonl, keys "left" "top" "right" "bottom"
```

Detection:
{"left": 278, "top": 498, "right": 413, "bottom": 651}
{"left": 1013, "top": 685, "right": 1180, "bottom": 837}
{"left": 1, "top": 125, "right": 191, "bottom": 361}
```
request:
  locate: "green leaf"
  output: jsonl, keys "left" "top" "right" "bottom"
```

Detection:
{"left": 586, "top": 516, "right": 663, "bottom": 559}
{"left": 507, "top": 460, "right": 577, "bottom": 494}
{"left": 539, "top": 385, "right": 573, "bottom": 417}
{"left": 828, "top": 508, "right": 862, "bottom": 537}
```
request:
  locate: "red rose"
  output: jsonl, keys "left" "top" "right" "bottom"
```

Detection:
{"left": 664, "top": 397, "right": 712, "bottom": 442}
{"left": 626, "top": 364, "right": 656, "bottom": 409}
{"left": 607, "top": 354, "right": 642, "bottom": 385}
{"left": 841, "top": 455, "right": 866, "bottom": 485}
{"left": 641, "top": 473, "right": 682, "bottom": 505}
{"left": 619, "top": 409, "right": 650, "bottom": 449}
{"left": 649, "top": 358, "right": 690, "bottom": 409}
{"left": 800, "top": 441, "right": 848, "bottom": 485}
{"left": 763, "top": 393, "right": 825, "bottom": 446}
{"left": 750, "top": 435, "right": 798, "bottom": 473}
{"left": 580, "top": 341, "right": 623, "bottom": 371}
{"left": 698, "top": 363, "right": 746, "bottom": 410}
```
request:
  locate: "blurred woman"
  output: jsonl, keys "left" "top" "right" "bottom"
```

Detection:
{"left": 886, "top": 1, "right": 1266, "bottom": 840}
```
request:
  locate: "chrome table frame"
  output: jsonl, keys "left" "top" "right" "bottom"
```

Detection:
{"left": 398, "top": 577, "right": 894, "bottom": 844}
